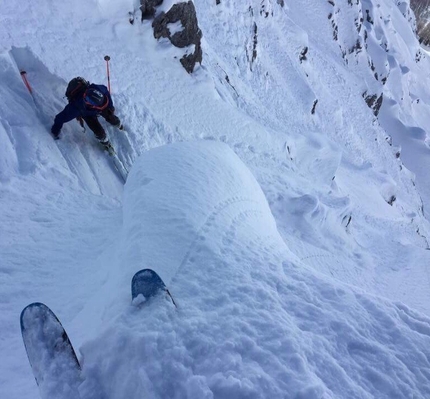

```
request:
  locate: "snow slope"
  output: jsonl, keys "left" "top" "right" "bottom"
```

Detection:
{"left": 1, "top": 0, "right": 430, "bottom": 397}
{"left": 78, "top": 141, "right": 430, "bottom": 399}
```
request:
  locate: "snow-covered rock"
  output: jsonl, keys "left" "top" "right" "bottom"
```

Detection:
{"left": 153, "top": 1, "right": 203, "bottom": 73}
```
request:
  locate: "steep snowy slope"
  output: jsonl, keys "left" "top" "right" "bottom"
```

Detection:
{"left": 76, "top": 141, "right": 430, "bottom": 399}
{"left": 1, "top": 0, "right": 430, "bottom": 398}
{"left": 193, "top": 0, "right": 430, "bottom": 311}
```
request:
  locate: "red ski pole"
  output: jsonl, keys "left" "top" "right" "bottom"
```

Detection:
{"left": 104, "top": 55, "right": 111, "bottom": 92}
{"left": 20, "top": 70, "right": 33, "bottom": 95}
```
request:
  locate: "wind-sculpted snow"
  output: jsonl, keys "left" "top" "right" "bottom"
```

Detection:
{"left": 121, "top": 140, "right": 277, "bottom": 284}
{"left": 77, "top": 141, "right": 430, "bottom": 399}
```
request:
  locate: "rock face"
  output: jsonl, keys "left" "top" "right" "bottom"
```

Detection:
{"left": 152, "top": 1, "right": 203, "bottom": 73}
{"left": 363, "top": 92, "right": 383, "bottom": 117}
{"left": 410, "top": 0, "right": 430, "bottom": 45}
{"left": 140, "top": 0, "right": 163, "bottom": 20}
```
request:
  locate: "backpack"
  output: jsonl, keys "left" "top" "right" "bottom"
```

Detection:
{"left": 82, "top": 87, "right": 109, "bottom": 111}
{"left": 65, "top": 77, "right": 89, "bottom": 101}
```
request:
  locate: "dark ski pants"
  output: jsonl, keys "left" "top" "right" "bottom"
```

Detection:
{"left": 83, "top": 109, "right": 121, "bottom": 142}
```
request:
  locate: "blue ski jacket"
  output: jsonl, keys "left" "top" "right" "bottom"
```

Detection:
{"left": 51, "top": 84, "right": 114, "bottom": 136}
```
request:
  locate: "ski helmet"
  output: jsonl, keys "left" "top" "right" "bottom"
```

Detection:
{"left": 65, "top": 77, "right": 89, "bottom": 101}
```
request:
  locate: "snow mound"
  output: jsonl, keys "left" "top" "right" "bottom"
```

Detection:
{"left": 78, "top": 141, "right": 430, "bottom": 399}
{"left": 122, "top": 140, "right": 277, "bottom": 284}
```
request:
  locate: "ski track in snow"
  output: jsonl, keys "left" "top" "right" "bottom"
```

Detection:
{"left": 1, "top": 0, "right": 430, "bottom": 397}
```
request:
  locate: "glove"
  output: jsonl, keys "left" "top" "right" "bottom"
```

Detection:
{"left": 51, "top": 125, "right": 60, "bottom": 140}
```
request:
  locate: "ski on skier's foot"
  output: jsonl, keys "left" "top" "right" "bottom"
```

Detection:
{"left": 109, "top": 150, "right": 129, "bottom": 183}
{"left": 101, "top": 142, "right": 128, "bottom": 183}
{"left": 131, "top": 269, "right": 177, "bottom": 307}
{"left": 20, "top": 303, "right": 82, "bottom": 399}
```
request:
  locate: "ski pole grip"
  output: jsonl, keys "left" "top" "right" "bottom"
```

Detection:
{"left": 20, "top": 70, "right": 33, "bottom": 94}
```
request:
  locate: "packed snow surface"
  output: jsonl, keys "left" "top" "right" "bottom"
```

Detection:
{"left": 1, "top": 0, "right": 430, "bottom": 398}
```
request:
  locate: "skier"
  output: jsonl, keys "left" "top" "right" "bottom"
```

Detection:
{"left": 51, "top": 77, "right": 122, "bottom": 152}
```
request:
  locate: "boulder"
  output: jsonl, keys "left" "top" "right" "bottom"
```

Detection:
{"left": 153, "top": 1, "right": 203, "bottom": 73}
{"left": 140, "top": 0, "right": 163, "bottom": 20}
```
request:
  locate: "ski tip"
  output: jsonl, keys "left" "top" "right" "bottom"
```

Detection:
{"left": 131, "top": 269, "right": 166, "bottom": 301}
{"left": 20, "top": 302, "right": 50, "bottom": 330}
{"left": 133, "top": 269, "right": 157, "bottom": 278}
{"left": 131, "top": 269, "right": 177, "bottom": 307}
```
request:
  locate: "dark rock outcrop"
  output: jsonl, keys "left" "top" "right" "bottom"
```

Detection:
{"left": 140, "top": 0, "right": 163, "bottom": 20}
{"left": 152, "top": 1, "right": 202, "bottom": 73}
{"left": 410, "top": 0, "right": 430, "bottom": 45}
{"left": 363, "top": 91, "right": 383, "bottom": 117}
